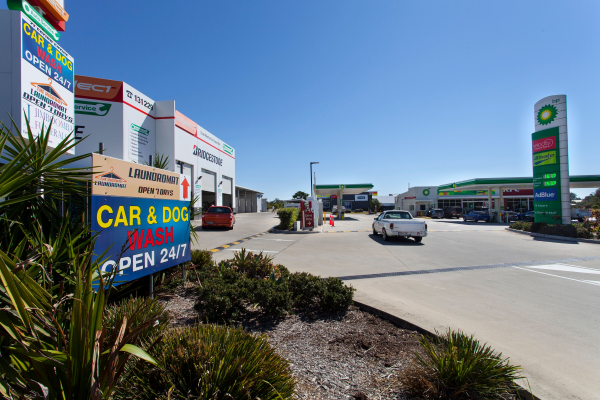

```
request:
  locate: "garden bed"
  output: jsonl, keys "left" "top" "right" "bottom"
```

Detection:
{"left": 160, "top": 286, "right": 521, "bottom": 400}
{"left": 161, "top": 287, "right": 421, "bottom": 399}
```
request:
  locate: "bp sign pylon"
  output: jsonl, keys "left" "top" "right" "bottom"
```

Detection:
{"left": 532, "top": 95, "right": 570, "bottom": 224}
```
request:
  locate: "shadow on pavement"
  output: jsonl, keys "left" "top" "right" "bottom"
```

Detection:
{"left": 433, "top": 219, "right": 509, "bottom": 226}
{"left": 367, "top": 234, "right": 424, "bottom": 246}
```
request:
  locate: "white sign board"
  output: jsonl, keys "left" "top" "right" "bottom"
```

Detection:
{"left": 0, "top": 10, "right": 75, "bottom": 153}
{"left": 355, "top": 194, "right": 368, "bottom": 201}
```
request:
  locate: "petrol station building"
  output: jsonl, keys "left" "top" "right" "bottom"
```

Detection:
{"left": 397, "top": 175, "right": 600, "bottom": 217}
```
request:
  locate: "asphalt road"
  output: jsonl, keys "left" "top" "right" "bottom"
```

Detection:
{"left": 198, "top": 212, "right": 600, "bottom": 400}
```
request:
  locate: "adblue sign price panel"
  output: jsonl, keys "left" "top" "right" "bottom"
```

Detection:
{"left": 532, "top": 127, "right": 561, "bottom": 223}
{"left": 91, "top": 154, "right": 192, "bottom": 285}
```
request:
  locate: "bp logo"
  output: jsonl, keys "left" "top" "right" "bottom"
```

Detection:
{"left": 423, "top": 189, "right": 430, "bottom": 196}
{"left": 537, "top": 104, "right": 558, "bottom": 125}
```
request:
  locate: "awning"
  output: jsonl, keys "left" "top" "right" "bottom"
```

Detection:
{"left": 438, "top": 175, "right": 600, "bottom": 192}
{"left": 315, "top": 184, "right": 374, "bottom": 196}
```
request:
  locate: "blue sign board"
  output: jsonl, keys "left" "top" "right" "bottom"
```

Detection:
{"left": 534, "top": 188, "right": 558, "bottom": 201}
{"left": 91, "top": 154, "right": 192, "bottom": 286}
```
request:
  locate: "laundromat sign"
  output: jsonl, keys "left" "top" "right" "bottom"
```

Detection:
{"left": 92, "top": 154, "right": 192, "bottom": 285}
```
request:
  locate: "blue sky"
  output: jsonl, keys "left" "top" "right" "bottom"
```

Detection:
{"left": 5, "top": 0, "right": 600, "bottom": 199}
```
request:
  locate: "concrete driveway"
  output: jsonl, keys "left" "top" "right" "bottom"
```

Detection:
{"left": 206, "top": 212, "right": 600, "bottom": 400}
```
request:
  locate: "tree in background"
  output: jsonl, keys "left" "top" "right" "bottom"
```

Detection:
{"left": 268, "top": 198, "right": 284, "bottom": 209}
{"left": 292, "top": 191, "right": 308, "bottom": 200}
{"left": 370, "top": 198, "right": 381, "bottom": 212}
{"left": 577, "top": 189, "right": 600, "bottom": 209}
{"left": 570, "top": 192, "right": 580, "bottom": 204}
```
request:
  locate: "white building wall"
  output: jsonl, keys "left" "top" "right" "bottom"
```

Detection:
{"left": 72, "top": 75, "right": 235, "bottom": 212}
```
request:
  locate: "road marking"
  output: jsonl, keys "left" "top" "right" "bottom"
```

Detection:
{"left": 429, "top": 229, "right": 505, "bottom": 232}
{"left": 226, "top": 249, "right": 279, "bottom": 253}
{"left": 206, "top": 232, "right": 270, "bottom": 253}
{"left": 524, "top": 264, "right": 600, "bottom": 275}
{"left": 335, "top": 256, "right": 600, "bottom": 281}
{"left": 253, "top": 238, "right": 295, "bottom": 242}
{"left": 514, "top": 266, "right": 600, "bottom": 287}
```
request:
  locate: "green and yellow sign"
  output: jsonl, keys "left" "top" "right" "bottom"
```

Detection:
{"left": 532, "top": 150, "right": 556, "bottom": 167}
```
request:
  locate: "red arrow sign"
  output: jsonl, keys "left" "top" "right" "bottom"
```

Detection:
{"left": 181, "top": 177, "right": 190, "bottom": 199}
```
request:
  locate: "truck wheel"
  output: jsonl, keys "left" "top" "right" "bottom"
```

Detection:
{"left": 382, "top": 229, "right": 389, "bottom": 241}
{"left": 414, "top": 237, "right": 422, "bottom": 243}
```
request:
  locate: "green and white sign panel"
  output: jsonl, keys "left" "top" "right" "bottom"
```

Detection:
{"left": 533, "top": 95, "right": 569, "bottom": 224}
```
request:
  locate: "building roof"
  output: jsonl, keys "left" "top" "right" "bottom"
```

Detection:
{"left": 235, "top": 185, "right": 263, "bottom": 194}
{"left": 315, "top": 184, "right": 374, "bottom": 196}
{"left": 438, "top": 175, "right": 600, "bottom": 191}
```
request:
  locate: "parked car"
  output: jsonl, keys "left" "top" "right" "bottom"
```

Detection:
{"left": 500, "top": 211, "right": 519, "bottom": 222}
{"left": 426, "top": 209, "right": 444, "bottom": 219}
{"left": 463, "top": 210, "right": 491, "bottom": 223}
{"left": 331, "top": 205, "right": 346, "bottom": 214}
{"left": 372, "top": 210, "right": 428, "bottom": 242}
{"left": 202, "top": 206, "right": 235, "bottom": 229}
{"left": 443, "top": 206, "right": 463, "bottom": 219}
{"left": 521, "top": 211, "right": 535, "bottom": 222}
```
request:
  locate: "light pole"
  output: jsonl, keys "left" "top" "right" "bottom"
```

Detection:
{"left": 310, "top": 162, "right": 319, "bottom": 198}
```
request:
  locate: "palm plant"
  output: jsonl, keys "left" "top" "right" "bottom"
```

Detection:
{"left": 402, "top": 328, "right": 524, "bottom": 399}
{"left": 143, "top": 152, "right": 170, "bottom": 170}
{"left": 0, "top": 116, "right": 159, "bottom": 398}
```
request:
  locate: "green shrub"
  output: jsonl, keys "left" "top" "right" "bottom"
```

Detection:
{"left": 191, "top": 249, "right": 213, "bottom": 266}
{"left": 194, "top": 268, "right": 248, "bottom": 323}
{"left": 575, "top": 224, "right": 594, "bottom": 239}
{"left": 539, "top": 224, "right": 577, "bottom": 238}
{"left": 319, "top": 277, "right": 355, "bottom": 311}
{"left": 510, "top": 221, "right": 532, "bottom": 232}
{"left": 288, "top": 273, "right": 355, "bottom": 312}
{"left": 116, "top": 325, "right": 295, "bottom": 400}
{"left": 248, "top": 278, "right": 292, "bottom": 317}
{"left": 104, "top": 296, "right": 170, "bottom": 342}
{"left": 277, "top": 208, "right": 300, "bottom": 230}
{"left": 232, "top": 248, "right": 279, "bottom": 278}
{"left": 288, "top": 272, "right": 324, "bottom": 309}
{"left": 530, "top": 222, "right": 548, "bottom": 233}
{"left": 401, "top": 329, "right": 523, "bottom": 399}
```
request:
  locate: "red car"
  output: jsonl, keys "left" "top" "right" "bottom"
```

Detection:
{"left": 202, "top": 206, "right": 235, "bottom": 229}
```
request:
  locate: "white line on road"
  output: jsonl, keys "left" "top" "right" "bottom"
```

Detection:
{"left": 226, "top": 249, "right": 280, "bottom": 253}
{"left": 524, "top": 264, "right": 600, "bottom": 275}
{"left": 513, "top": 266, "right": 600, "bottom": 286}
{"left": 251, "top": 239, "right": 295, "bottom": 242}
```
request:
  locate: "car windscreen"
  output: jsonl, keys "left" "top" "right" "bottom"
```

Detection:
{"left": 207, "top": 207, "right": 231, "bottom": 214}
{"left": 383, "top": 212, "right": 412, "bottom": 219}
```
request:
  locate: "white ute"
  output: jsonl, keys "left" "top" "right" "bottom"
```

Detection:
{"left": 372, "top": 210, "right": 427, "bottom": 243}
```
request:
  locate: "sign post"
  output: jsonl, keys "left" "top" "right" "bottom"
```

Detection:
{"left": 532, "top": 95, "right": 569, "bottom": 224}
{"left": 91, "top": 154, "right": 192, "bottom": 285}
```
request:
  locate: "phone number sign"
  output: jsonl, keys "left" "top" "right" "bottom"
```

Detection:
{"left": 91, "top": 154, "right": 191, "bottom": 285}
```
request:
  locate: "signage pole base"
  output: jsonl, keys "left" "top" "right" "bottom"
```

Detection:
{"left": 149, "top": 273, "right": 154, "bottom": 299}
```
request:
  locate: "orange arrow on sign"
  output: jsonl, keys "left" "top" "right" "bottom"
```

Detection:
{"left": 181, "top": 177, "right": 190, "bottom": 199}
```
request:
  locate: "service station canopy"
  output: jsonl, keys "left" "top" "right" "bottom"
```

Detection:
{"left": 315, "top": 184, "right": 374, "bottom": 196}
{"left": 438, "top": 175, "right": 600, "bottom": 191}
{"left": 315, "top": 184, "right": 374, "bottom": 215}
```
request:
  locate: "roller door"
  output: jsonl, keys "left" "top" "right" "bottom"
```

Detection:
{"left": 201, "top": 169, "right": 216, "bottom": 192}
{"left": 222, "top": 176, "right": 233, "bottom": 195}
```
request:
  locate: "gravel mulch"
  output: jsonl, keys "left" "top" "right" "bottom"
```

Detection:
{"left": 159, "top": 287, "right": 423, "bottom": 400}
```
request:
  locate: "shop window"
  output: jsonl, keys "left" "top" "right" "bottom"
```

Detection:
{"left": 420, "top": 204, "right": 426, "bottom": 211}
